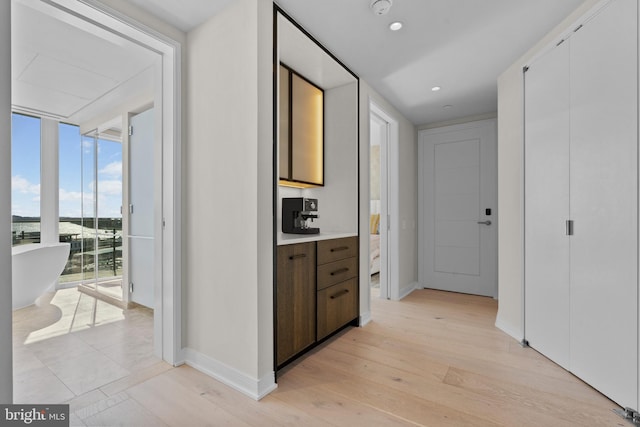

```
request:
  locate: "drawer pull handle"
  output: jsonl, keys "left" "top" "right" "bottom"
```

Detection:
{"left": 330, "top": 268, "right": 349, "bottom": 276}
{"left": 330, "top": 246, "right": 349, "bottom": 253}
{"left": 289, "top": 254, "right": 307, "bottom": 260}
{"left": 330, "top": 289, "right": 350, "bottom": 299}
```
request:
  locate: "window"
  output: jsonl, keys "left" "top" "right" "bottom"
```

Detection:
{"left": 58, "top": 123, "right": 82, "bottom": 282}
{"left": 11, "top": 113, "right": 41, "bottom": 246}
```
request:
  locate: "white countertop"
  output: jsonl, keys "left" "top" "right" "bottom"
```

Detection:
{"left": 277, "top": 231, "right": 358, "bottom": 246}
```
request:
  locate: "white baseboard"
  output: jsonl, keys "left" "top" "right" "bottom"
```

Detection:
{"left": 395, "top": 282, "right": 418, "bottom": 300}
{"left": 182, "top": 348, "right": 277, "bottom": 400}
{"left": 359, "top": 310, "right": 372, "bottom": 326}
{"left": 494, "top": 317, "right": 524, "bottom": 342}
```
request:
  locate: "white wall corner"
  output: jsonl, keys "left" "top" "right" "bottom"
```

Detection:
{"left": 359, "top": 310, "right": 372, "bottom": 327}
{"left": 182, "top": 348, "right": 276, "bottom": 401}
{"left": 494, "top": 316, "right": 524, "bottom": 342}
{"left": 394, "top": 281, "right": 418, "bottom": 301}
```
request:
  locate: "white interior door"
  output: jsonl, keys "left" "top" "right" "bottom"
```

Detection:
{"left": 128, "top": 108, "right": 155, "bottom": 308}
{"left": 569, "top": 0, "right": 637, "bottom": 408}
{"left": 524, "top": 40, "right": 571, "bottom": 369}
{"left": 419, "top": 120, "right": 497, "bottom": 297}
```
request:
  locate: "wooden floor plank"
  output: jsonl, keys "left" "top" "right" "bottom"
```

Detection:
{"left": 62, "top": 288, "right": 627, "bottom": 426}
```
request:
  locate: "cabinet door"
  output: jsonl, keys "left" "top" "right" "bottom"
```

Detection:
{"left": 276, "top": 242, "right": 316, "bottom": 366}
{"left": 291, "top": 73, "right": 323, "bottom": 185}
{"left": 317, "top": 278, "right": 358, "bottom": 340}
{"left": 570, "top": 0, "right": 638, "bottom": 408}
{"left": 524, "top": 40, "right": 571, "bottom": 369}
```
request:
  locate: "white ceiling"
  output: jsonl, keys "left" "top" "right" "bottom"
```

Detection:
{"left": 279, "top": 13, "right": 356, "bottom": 90}
{"left": 12, "top": 0, "right": 586, "bottom": 126}
{"left": 275, "top": 0, "right": 585, "bottom": 125}
{"left": 11, "top": 0, "right": 158, "bottom": 126}
{"left": 124, "top": 0, "right": 585, "bottom": 126}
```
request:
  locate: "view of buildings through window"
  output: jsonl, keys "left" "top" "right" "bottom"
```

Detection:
{"left": 11, "top": 113, "right": 123, "bottom": 284}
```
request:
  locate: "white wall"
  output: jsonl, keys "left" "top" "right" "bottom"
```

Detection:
{"left": 496, "top": 0, "right": 602, "bottom": 340}
{"left": 359, "top": 80, "right": 418, "bottom": 315}
{"left": 0, "top": 0, "right": 12, "bottom": 404}
{"left": 305, "top": 82, "right": 359, "bottom": 233}
{"left": 185, "top": 0, "right": 274, "bottom": 398}
{"left": 256, "top": 0, "right": 274, "bottom": 391}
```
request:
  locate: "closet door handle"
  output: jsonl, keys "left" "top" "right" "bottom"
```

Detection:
{"left": 330, "top": 289, "right": 349, "bottom": 299}
{"left": 477, "top": 220, "right": 492, "bottom": 226}
{"left": 330, "top": 246, "right": 349, "bottom": 253}
{"left": 566, "top": 220, "right": 574, "bottom": 236}
{"left": 289, "top": 254, "right": 307, "bottom": 260}
{"left": 330, "top": 268, "right": 349, "bottom": 276}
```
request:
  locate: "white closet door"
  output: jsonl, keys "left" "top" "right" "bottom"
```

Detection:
{"left": 570, "top": 0, "right": 638, "bottom": 408}
{"left": 524, "top": 40, "right": 571, "bottom": 369}
{"left": 128, "top": 108, "right": 155, "bottom": 308}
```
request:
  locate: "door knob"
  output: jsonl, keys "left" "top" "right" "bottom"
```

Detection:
{"left": 477, "top": 220, "right": 492, "bottom": 226}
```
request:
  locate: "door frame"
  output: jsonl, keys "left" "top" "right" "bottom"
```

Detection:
{"left": 369, "top": 100, "right": 400, "bottom": 300}
{"left": 42, "top": 0, "right": 183, "bottom": 365}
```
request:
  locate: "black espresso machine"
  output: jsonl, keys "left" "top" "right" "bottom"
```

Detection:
{"left": 282, "top": 198, "right": 319, "bottom": 234}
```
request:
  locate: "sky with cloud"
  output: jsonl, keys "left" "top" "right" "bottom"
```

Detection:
{"left": 12, "top": 114, "right": 122, "bottom": 220}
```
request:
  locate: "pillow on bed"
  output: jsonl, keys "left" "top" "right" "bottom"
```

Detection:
{"left": 370, "top": 214, "right": 380, "bottom": 234}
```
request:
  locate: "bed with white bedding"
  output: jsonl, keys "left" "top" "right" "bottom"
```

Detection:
{"left": 370, "top": 214, "right": 380, "bottom": 275}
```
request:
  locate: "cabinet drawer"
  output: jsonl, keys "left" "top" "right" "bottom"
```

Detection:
{"left": 317, "top": 257, "right": 357, "bottom": 290}
{"left": 317, "top": 278, "right": 358, "bottom": 340}
{"left": 317, "top": 236, "right": 358, "bottom": 265}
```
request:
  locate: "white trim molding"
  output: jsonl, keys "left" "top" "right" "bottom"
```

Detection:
{"left": 396, "top": 282, "right": 418, "bottom": 301}
{"left": 359, "top": 310, "right": 372, "bottom": 326}
{"left": 182, "top": 348, "right": 277, "bottom": 401}
{"left": 368, "top": 99, "right": 400, "bottom": 303}
{"left": 495, "top": 318, "right": 524, "bottom": 342}
{"left": 46, "top": 0, "right": 184, "bottom": 366}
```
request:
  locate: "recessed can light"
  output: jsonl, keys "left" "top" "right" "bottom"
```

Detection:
{"left": 443, "top": 105, "right": 453, "bottom": 109}
{"left": 432, "top": 86, "right": 441, "bottom": 92}
{"left": 389, "top": 21, "right": 403, "bottom": 31}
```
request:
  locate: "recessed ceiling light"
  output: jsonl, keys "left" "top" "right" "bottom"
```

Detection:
{"left": 389, "top": 21, "right": 403, "bottom": 31}
{"left": 432, "top": 86, "right": 441, "bottom": 92}
{"left": 443, "top": 105, "right": 453, "bottom": 109}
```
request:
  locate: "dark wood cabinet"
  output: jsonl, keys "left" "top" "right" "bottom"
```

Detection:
{"left": 276, "top": 242, "right": 316, "bottom": 366}
{"left": 317, "top": 236, "right": 358, "bottom": 265}
{"left": 316, "top": 236, "right": 358, "bottom": 340}
{"left": 317, "top": 278, "right": 358, "bottom": 340}
{"left": 276, "top": 236, "right": 359, "bottom": 369}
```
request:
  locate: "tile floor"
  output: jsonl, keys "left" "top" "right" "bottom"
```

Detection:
{"left": 12, "top": 287, "right": 161, "bottom": 419}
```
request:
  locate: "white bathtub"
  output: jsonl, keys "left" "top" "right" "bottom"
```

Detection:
{"left": 12, "top": 243, "right": 70, "bottom": 310}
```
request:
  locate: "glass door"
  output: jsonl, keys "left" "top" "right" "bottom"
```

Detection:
{"left": 81, "top": 131, "right": 123, "bottom": 299}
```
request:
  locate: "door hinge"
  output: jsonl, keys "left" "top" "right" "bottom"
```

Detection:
{"left": 387, "top": 214, "right": 391, "bottom": 231}
{"left": 128, "top": 126, "right": 133, "bottom": 136}
{"left": 129, "top": 282, "right": 134, "bottom": 293}
{"left": 129, "top": 204, "right": 134, "bottom": 214}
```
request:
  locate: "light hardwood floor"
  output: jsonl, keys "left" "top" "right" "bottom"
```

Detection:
{"left": 14, "top": 288, "right": 627, "bottom": 426}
